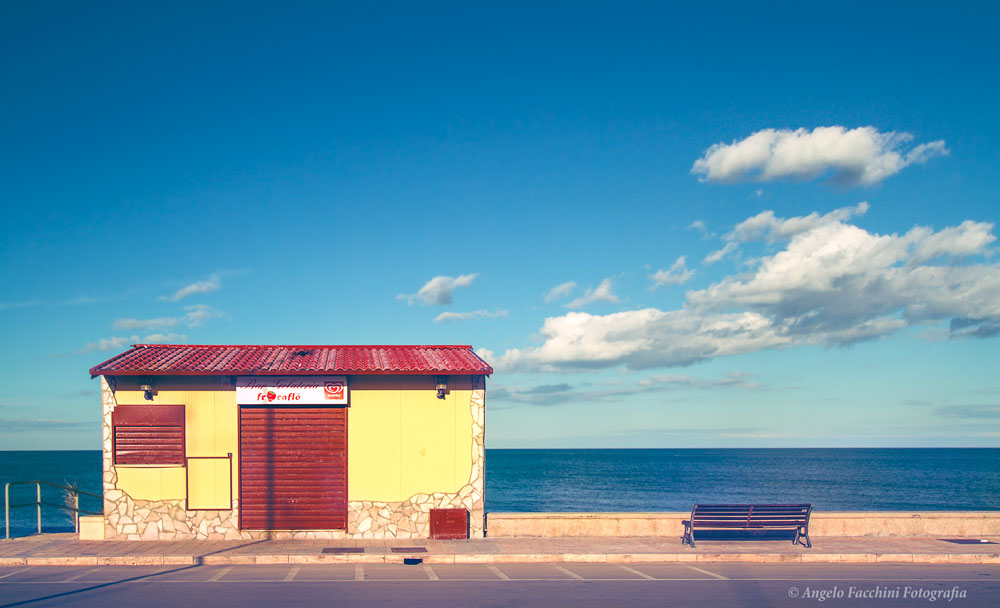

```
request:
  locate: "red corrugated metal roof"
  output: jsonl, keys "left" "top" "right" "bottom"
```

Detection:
{"left": 90, "top": 344, "right": 493, "bottom": 377}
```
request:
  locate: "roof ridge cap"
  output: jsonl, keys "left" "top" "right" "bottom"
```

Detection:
{"left": 131, "top": 344, "right": 475, "bottom": 349}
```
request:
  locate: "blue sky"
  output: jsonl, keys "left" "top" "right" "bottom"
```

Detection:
{"left": 1, "top": 1, "right": 998, "bottom": 449}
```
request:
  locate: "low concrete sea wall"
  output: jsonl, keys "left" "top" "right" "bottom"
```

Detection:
{"left": 486, "top": 512, "right": 1000, "bottom": 538}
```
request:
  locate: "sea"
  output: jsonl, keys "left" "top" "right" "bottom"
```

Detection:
{"left": 2, "top": 449, "right": 998, "bottom": 538}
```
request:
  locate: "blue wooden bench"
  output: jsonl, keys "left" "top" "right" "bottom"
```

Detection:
{"left": 682, "top": 503, "right": 813, "bottom": 548}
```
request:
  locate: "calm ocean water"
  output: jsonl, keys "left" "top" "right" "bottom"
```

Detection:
{"left": 2, "top": 449, "right": 998, "bottom": 537}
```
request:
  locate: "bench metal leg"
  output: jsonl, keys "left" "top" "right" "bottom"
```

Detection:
{"left": 794, "top": 526, "right": 812, "bottom": 548}
{"left": 682, "top": 522, "right": 696, "bottom": 548}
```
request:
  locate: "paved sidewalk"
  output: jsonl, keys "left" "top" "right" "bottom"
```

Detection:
{"left": 1, "top": 534, "right": 997, "bottom": 566}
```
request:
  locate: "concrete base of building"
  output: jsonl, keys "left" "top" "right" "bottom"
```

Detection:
{"left": 485, "top": 511, "right": 1000, "bottom": 538}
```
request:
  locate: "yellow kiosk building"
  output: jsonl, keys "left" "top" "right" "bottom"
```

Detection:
{"left": 89, "top": 344, "right": 491, "bottom": 541}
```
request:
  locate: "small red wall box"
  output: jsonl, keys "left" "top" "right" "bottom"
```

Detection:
{"left": 430, "top": 508, "right": 469, "bottom": 539}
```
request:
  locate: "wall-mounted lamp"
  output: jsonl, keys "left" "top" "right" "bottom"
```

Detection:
{"left": 139, "top": 377, "right": 154, "bottom": 401}
{"left": 434, "top": 375, "right": 448, "bottom": 400}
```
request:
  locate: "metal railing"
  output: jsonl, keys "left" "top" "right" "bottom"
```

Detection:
{"left": 5, "top": 480, "right": 102, "bottom": 539}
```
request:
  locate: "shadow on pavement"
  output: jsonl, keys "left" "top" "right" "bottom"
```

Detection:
{"left": 0, "top": 539, "right": 270, "bottom": 608}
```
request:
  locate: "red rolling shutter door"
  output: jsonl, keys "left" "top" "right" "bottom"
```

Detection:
{"left": 239, "top": 407, "right": 348, "bottom": 530}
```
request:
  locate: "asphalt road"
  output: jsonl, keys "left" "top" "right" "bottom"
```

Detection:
{"left": 1, "top": 563, "right": 997, "bottom": 607}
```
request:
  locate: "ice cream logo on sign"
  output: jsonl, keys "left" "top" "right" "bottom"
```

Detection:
{"left": 324, "top": 381, "right": 345, "bottom": 401}
{"left": 258, "top": 389, "right": 302, "bottom": 402}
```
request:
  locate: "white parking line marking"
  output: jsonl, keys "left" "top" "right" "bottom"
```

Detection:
{"left": 685, "top": 565, "right": 729, "bottom": 580}
{"left": 208, "top": 566, "right": 232, "bottom": 582}
{"left": 0, "top": 568, "right": 30, "bottom": 580}
{"left": 1, "top": 574, "right": 997, "bottom": 585}
{"left": 284, "top": 566, "right": 300, "bottom": 581}
{"left": 554, "top": 565, "right": 584, "bottom": 580}
{"left": 423, "top": 565, "right": 438, "bottom": 580}
{"left": 487, "top": 565, "right": 510, "bottom": 580}
{"left": 355, "top": 565, "right": 364, "bottom": 581}
{"left": 61, "top": 568, "right": 98, "bottom": 582}
{"left": 618, "top": 565, "right": 656, "bottom": 580}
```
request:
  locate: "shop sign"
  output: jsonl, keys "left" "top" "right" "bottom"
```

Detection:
{"left": 236, "top": 376, "right": 348, "bottom": 405}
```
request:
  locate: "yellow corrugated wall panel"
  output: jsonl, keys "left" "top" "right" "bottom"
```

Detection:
{"left": 115, "top": 466, "right": 186, "bottom": 500}
{"left": 186, "top": 458, "right": 233, "bottom": 509}
{"left": 213, "top": 390, "right": 240, "bottom": 498}
{"left": 112, "top": 376, "right": 238, "bottom": 504}
{"left": 348, "top": 376, "right": 474, "bottom": 502}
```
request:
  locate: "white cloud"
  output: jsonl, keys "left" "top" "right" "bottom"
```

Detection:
{"left": 910, "top": 220, "right": 996, "bottom": 263}
{"left": 704, "top": 242, "right": 738, "bottom": 264}
{"left": 111, "top": 305, "right": 222, "bottom": 331}
{"left": 167, "top": 275, "right": 221, "bottom": 301}
{"left": 0, "top": 419, "right": 99, "bottom": 432}
{"left": 493, "top": 308, "right": 789, "bottom": 372}
{"left": 692, "top": 126, "right": 948, "bottom": 187}
{"left": 0, "top": 299, "right": 43, "bottom": 311}
{"left": 705, "top": 202, "right": 869, "bottom": 263}
{"left": 78, "top": 336, "right": 134, "bottom": 354}
{"left": 433, "top": 309, "right": 509, "bottom": 323}
{"left": 734, "top": 202, "right": 869, "bottom": 243}
{"left": 934, "top": 405, "right": 1000, "bottom": 419}
{"left": 544, "top": 281, "right": 578, "bottom": 303}
{"left": 141, "top": 332, "right": 187, "bottom": 344}
{"left": 490, "top": 372, "right": 763, "bottom": 407}
{"left": 687, "top": 219, "right": 1000, "bottom": 339}
{"left": 639, "top": 371, "right": 760, "bottom": 390}
{"left": 398, "top": 274, "right": 478, "bottom": 306}
{"left": 78, "top": 331, "right": 189, "bottom": 354}
{"left": 2, "top": 293, "right": 119, "bottom": 312}
{"left": 687, "top": 220, "right": 707, "bottom": 232}
{"left": 182, "top": 304, "right": 222, "bottom": 327}
{"left": 113, "top": 317, "right": 179, "bottom": 330}
{"left": 650, "top": 256, "right": 695, "bottom": 287}
{"left": 82, "top": 305, "right": 220, "bottom": 356}
{"left": 565, "top": 278, "right": 621, "bottom": 308}
{"left": 492, "top": 208, "right": 1000, "bottom": 373}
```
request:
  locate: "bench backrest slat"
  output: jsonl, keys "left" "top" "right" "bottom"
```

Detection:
{"left": 690, "top": 503, "right": 812, "bottom": 528}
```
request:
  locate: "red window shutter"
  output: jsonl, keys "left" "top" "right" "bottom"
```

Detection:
{"left": 112, "top": 405, "right": 185, "bottom": 465}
